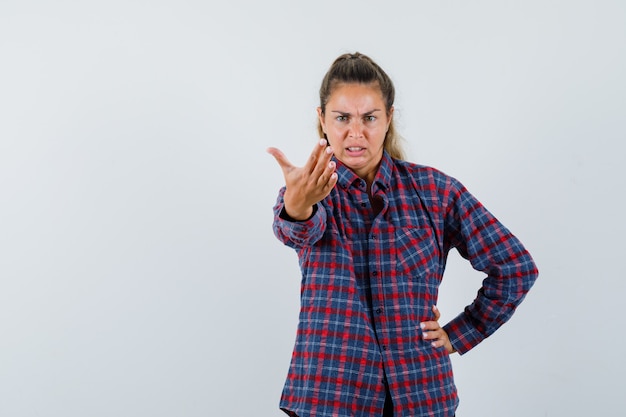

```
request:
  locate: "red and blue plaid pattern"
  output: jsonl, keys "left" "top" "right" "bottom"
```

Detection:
{"left": 273, "top": 152, "right": 538, "bottom": 417}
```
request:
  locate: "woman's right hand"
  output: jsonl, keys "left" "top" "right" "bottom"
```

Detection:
{"left": 267, "top": 139, "right": 338, "bottom": 220}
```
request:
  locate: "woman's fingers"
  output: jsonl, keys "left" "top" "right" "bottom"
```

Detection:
{"left": 420, "top": 305, "right": 441, "bottom": 332}
{"left": 421, "top": 325, "right": 452, "bottom": 352}
{"left": 310, "top": 142, "right": 335, "bottom": 183}
{"left": 420, "top": 306, "right": 455, "bottom": 353}
{"left": 305, "top": 139, "right": 331, "bottom": 173}
{"left": 278, "top": 139, "right": 336, "bottom": 193}
{"left": 420, "top": 320, "right": 440, "bottom": 333}
{"left": 267, "top": 140, "right": 337, "bottom": 217}
{"left": 317, "top": 158, "right": 336, "bottom": 187}
{"left": 432, "top": 305, "right": 441, "bottom": 321}
{"left": 267, "top": 147, "right": 294, "bottom": 175}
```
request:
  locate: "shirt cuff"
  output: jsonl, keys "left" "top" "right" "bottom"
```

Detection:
{"left": 278, "top": 204, "right": 318, "bottom": 222}
{"left": 275, "top": 203, "right": 326, "bottom": 247}
{"left": 443, "top": 312, "right": 487, "bottom": 355}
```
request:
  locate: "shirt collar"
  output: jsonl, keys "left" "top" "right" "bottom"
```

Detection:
{"left": 334, "top": 151, "right": 394, "bottom": 192}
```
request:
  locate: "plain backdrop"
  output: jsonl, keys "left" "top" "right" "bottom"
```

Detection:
{"left": 1, "top": 1, "right": 624, "bottom": 416}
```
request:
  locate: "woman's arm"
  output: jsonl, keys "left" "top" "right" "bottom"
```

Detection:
{"left": 441, "top": 178, "right": 539, "bottom": 354}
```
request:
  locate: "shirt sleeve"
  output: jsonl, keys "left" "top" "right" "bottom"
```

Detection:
{"left": 441, "top": 178, "right": 539, "bottom": 355}
{"left": 272, "top": 186, "right": 327, "bottom": 249}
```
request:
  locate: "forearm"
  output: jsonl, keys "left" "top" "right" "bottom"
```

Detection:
{"left": 444, "top": 248, "right": 538, "bottom": 354}
{"left": 442, "top": 179, "right": 539, "bottom": 354}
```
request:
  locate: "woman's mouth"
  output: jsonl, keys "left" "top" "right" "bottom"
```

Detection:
{"left": 346, "top": 147, "right": 366, "bottom": 156}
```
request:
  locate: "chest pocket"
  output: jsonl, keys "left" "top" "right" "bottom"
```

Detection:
{"left": 394, "top": 225, "right": 439, "bottom": 277}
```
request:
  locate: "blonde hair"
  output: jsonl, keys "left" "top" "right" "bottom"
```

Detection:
{"left": 317, "top": 52, "right": 405, "bottom": 160}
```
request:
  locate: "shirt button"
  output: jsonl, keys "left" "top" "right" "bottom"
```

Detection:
{"left": 372, "top": 270, "right": 378, "bottom": 276}
{"left": 360, "top": 202, "right": 367, "bottom": 207}
{"left": 382, "top": 345, "right": 388, "bottom": 351}
{"left": 370, "top": 234, "right": 376, "bottom": 240}
{"left": 376, "top": 308, "right": 383, "bottom": 314}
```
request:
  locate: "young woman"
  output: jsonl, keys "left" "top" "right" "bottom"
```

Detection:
{"left": 268, "top": 52, "right": 538, "bottom": 417}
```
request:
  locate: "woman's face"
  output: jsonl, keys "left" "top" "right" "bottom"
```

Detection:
{"left": 318, "top": 82, "right": 393, "bottom": 185}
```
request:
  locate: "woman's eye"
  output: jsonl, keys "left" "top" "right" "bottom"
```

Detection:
{"left": 365, "top": 116, "right": 376, "bottom": 122}
{"left": 336, "top": 116, "right": 348, "bottom": 122}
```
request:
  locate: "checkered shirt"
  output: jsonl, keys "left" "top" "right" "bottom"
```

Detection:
{"left": 272, "top": 152, "right": 538, "bottom": 417}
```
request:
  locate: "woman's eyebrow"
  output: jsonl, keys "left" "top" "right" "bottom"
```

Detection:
{"left": 330, "top": 109, "right": 382, "bottom": 116}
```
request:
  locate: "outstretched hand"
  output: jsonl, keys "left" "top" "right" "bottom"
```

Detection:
{"left": 267, "top": 139, "right": 338, "bottom": 220}
{"left": 420, "top": 306, "right": 456, "bottom": 354}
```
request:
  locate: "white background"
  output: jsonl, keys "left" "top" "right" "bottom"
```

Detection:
{"left": 1, "top": 1, "right": 624, "bottom": 416}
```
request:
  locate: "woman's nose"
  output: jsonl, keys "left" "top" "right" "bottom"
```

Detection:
{"left": 348, "top": 120, "right": 364, "bottom": 138}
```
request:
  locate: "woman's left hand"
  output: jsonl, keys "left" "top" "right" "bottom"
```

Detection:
{"left": 420, "top": 305, "right": 456, "bottom": 354}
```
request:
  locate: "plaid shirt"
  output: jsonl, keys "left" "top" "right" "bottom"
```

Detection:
{"left": 272, "top": 152, "right": 538, "bottom": 417}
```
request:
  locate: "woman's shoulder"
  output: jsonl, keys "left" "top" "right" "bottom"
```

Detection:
{"left": 393, "top": 158, "right": 462, "bottom": 191}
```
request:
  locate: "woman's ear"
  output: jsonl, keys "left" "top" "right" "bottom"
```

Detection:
{"left": 387, "top": 106, "right": 394, "bottom": 131}
{"left": 317, "top": 107, "right": 326, "bottom": 134}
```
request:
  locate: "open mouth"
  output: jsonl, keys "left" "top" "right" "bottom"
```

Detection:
{"left": 346, "top": 147, "right": 367, "bottom": 156}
